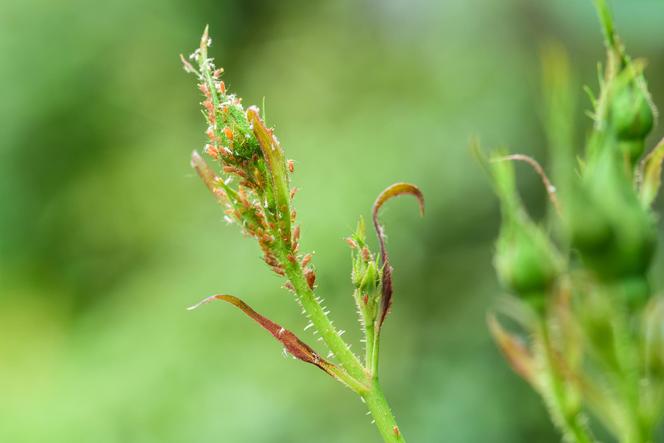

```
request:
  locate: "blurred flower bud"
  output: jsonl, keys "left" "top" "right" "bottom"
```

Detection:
{"left": 495, "top": 222, "right": 561, "bottom": 308}
{"left": 610, "top": 79, "right": 654, "bottom": 144}
{"left": 491, "top": 157, "right": 562, "bottom": 309}
{"left": 568, "top": 149, "right": 656, "bottom": 306}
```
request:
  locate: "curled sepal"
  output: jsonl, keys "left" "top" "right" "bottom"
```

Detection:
{"left": 372, "top": 183, "right": 425, "bottom": 328}
{"left": 188, "top": 294, "right": 337, "bottom": 375}
{"left": 487, "top": 313, "right": 537, "bottom": 386}
{"left": 639, "top": 137, "right": 664, "bottom": 207}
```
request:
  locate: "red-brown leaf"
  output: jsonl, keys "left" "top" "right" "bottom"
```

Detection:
{"left": 372, "top": 183, "right": 425, "bottom": 328}
{"left": 188, "top": 294, "right": 336, "bottom": 375}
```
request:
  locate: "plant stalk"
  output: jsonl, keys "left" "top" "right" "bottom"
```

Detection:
{"left": 538, "top": 321, "right": 595, "bottom": 443}
{"left": 283, "top": 258, "right": 366, "bottom": 381}
{"left": 363, "top": 380, "right": 406, "bottom": 443}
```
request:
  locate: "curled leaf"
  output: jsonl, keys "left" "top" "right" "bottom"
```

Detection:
{"left": 188, "top": 294, "right": 337, "bottom": 375}
{"left": 487, "top": 313, "right": 536, "bottom": 385}
{"left": 372, "top": 183, "right": 425, "bottom": 328}
{"left": 639, "top": 137, "right": 664, "bottom": 207}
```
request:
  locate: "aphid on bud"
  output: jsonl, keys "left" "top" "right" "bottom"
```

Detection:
{"left": 213, "top": 188, "right": 225, "bottom": 199}
{"left": 223, "top": 165, "right": 248, "bottom": 179}
{"left": 293, "top": 225, "right": 301, "bottom": 243}
{"left": 198, "top": 83, "right": 210, "bottom": 96}
{"left": 363, "top": 293, "right": 369, "bottom": 305}
{"left": 264, "top": 254, "right": 280, "bottom": 268}
{"left": 301, "top": 253, "right": 313, "bottom": 268}
{"left": 204, "top": 144, "right": 220, "bottom": 159}
{"left": 206, "top": 126, "right": 215, "bottom": 140}
{"left": 217, "top": 80, "right": 226, "bottom": 94}
{"left": 393, "top": 426, "right": 400, "bottom": 437}
{"left": 346, "top": 238, "right": 358, "bottom": 249}
{"left": 223, "top": 127, "right": 234, "bottom": 141}
{"left": 361, "top": 246, "right": 371, "bottom": 262}
{"left": 290, "top": 187, "right": 299, "bottom": 200}
{"left": 287, "top": 159, "right": 295, "bottom": 173}
{"left": 305, "top": 268, "right": 317, "bottom": 289}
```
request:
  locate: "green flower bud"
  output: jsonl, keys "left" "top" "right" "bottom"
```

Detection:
{"left": 568, "top": 145, "right": 656, "bottom": 305}
{"left": 495, "top": 221, "right": 562, "bottom": 304}
{"left": 490, "top": 156, "right": 562, "bottom": 308}
{"left": 349, "top": 217, "right": 381, "bottom": 292}
{"left": 610, "top": 81, "right": 654, "bottom": 143}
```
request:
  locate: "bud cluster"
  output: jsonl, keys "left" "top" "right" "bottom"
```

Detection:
{"left": 348, "top": 217, "right": 382, "bottom": 334}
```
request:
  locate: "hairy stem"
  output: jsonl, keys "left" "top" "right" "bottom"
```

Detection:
{"left": 283, "top": 258, "right": 366, "bottom": 381}
{"left": 363, "top": 380, "right": 406, "bottom": 443}
{"left": 283, "top": 254, "right": 407, "bottom": 442}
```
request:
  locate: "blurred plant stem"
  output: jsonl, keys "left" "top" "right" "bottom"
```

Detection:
{"left": 485, "top": 1, "right": 664, "bottom": 442}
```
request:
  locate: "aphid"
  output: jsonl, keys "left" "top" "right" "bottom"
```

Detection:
{"left": 305, "top": 268, "right": 316, "bottom": 289}
{"left": 287, "top": 159, "right": 295, "bottom": 173}
{"left": 301, "top": 253, "right": 313, "bottom": 268}
{"left": 204, "top": 144, "right": 220, "bottom": 160}
{"left": 203, "top": 99, "right": 214, "bottom": 114}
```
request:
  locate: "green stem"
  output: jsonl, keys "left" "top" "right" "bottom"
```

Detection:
{"left": 370, "top": 325, "right": 380, "bottom": 379}
{"left": 283, "top": 256, "right": 406, "bottom": 442}
{"left": 538, "top": 322, "right": 595, "bottom": 443}
{"left": 611, "top": 299, "right": 650, "bottom": 443}
{"left": 363, "top": 380, "right": 406, "bottom": 443}
{"left": 283, "top": 260, "right": 366, "bottom": 381}
{"left": 365, "top": 318, "right": 375, "bottom": 369}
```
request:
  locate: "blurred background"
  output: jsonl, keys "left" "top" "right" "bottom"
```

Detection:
{"left": 1, "top": 0, "right": 664, "bottom": 441}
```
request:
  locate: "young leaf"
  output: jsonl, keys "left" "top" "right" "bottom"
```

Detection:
{"left": 372, "top": 183, "right": 425, "bottom": 329}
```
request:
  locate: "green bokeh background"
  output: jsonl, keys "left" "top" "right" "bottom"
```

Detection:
{"left": 2, "top": 1, "right": 664, "bottom": 442}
